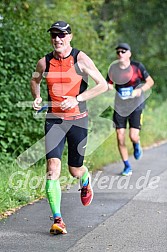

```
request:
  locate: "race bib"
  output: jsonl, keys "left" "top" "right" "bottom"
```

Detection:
{"left": 117, "top": 87, "right": 133, "bottom": 100}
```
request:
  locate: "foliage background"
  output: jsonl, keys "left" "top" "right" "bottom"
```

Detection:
{"left": 0, "top": 0, "right": 167, "bottom": 215}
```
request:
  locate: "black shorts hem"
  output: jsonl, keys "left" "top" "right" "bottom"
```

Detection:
{"left": 46, "top": 155, "right": 61, "bottom": 160}
{"left": 68, "top": 162, "right": 84, "bottom": 168}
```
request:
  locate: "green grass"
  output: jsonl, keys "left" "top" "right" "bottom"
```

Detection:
{"left": 0, "top": 99, "right": 167, "bottom": 218}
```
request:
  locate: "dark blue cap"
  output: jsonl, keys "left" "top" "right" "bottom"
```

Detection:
{"left": 47, "top": 21, "right": 71, "bottom": 34}
{"left": 115, "top": 43, "right": 131, "bottom": 51}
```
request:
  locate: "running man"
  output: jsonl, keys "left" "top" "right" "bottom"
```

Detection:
{"left": 31, "top": 21, "right": 108, "bottom": 234}
{"left": 107, "top": 43, "right": 154, "bottom": 176}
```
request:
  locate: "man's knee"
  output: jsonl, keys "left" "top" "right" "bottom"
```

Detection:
{"left": 46, "top": 158, "right": 61, "bottom": 179}
{"left": 116, "top": 129, "right": 126, "bottom": 146}
{"left": 129, "top": 128, "right": 140, "bottom": 143}
{"left": 69, "top": 165, "right": 85, "bottom": 178}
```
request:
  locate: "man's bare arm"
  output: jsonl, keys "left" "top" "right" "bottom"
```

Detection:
{"left": 76, "top": 51, "right": 108, "bottom": 102}
{"left": 60, "top": 51, "right": 108, "bottom": 111}
{"left": 141, "top": 76, "right": 154, "bottom": 92}
{"left": 30, "top": 57, "right": 45, "bottom": 110}
{"left": 132, "top": 75, "right": 154, "bottom": 97}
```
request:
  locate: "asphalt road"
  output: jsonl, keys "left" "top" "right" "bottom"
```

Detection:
{"left": 0, "top": 142, "right": 167, "bottom": 252}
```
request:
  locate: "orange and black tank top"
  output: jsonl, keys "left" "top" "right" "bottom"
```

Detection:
{"left": 44, "top": 48, "right": 88, "bottom": 118}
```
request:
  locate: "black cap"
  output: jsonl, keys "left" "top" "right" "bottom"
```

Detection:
{"left": 115, "top": 43, "right": 131, "bottom": 51}
{"left": 47, "top": 21, "right": 71, "bottom": 34}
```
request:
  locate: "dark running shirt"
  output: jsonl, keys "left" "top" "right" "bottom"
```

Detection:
{"left": 106, "top": 60, "right": 150, "bottom": 116}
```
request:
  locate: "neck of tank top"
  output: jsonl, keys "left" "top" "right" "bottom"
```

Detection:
{"left": 53, "top": 47, "right": 73, "bottom": 60}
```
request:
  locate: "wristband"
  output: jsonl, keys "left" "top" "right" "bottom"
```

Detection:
{"left": 76, "top": 96, "right": 82, "bottom": 102}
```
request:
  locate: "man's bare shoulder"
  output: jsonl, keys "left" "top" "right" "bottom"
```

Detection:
{"left": 77, "top": 51, "right": 93, "bottom": 63}
{"left": 37, "top": 57, "right": 46, "bottom": 68}
{"left": 35, "top": 57, "right": 46, "bottom": 73}
{"left": 77, "top": 51, "right": 96, "bottom": 73}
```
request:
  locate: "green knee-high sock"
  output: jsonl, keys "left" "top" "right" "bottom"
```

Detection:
{"left": 45, "top": 179, "right": 61, "bottom": 218}
{"left": 81, "top": 167, "right": 89, "bottom": 186}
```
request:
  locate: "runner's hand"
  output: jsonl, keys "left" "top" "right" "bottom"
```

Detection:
{"left": 60, "top": 96, "right": 79, "bottom": 111}
{"left": 132, "top": 88, "right": 142, "bottom": 97}
{"left": 33, "top": 97, "right": 42, "bottom": 110}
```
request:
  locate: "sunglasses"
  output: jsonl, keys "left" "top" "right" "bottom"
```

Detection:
{"left": 50, "top": 33, "right": 68, "bottom": 39}
{"left": 116, "top": 49, "right": 127, "bottom": 55}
